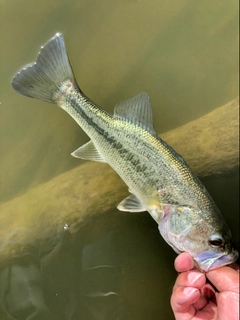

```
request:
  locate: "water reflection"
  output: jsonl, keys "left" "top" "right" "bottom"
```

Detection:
{"left": 1, "top": 0, "right": 238, "bottom": 318}
{"left": 0, "top": 227, "right": 53, "bottom": 319}
{"left": 0, "top": 208, "right": 178, "bottom": 319}
{"left": 0, "top": 169, "right": 238, "bottom": 319}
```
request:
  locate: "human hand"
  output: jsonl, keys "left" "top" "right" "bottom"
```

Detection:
{"left": 170, "top": 252, "right": 239, "bottom": 320}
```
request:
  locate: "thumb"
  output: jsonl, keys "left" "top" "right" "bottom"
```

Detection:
{"left": 206, "top": 263, "right": 239, "bottom": 293}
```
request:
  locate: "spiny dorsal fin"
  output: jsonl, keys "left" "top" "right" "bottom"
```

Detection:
{"left": 117, "top": 194, "right": 146, "bottom": 212}
{"left": 113, "top": 92, "right": 156, "bottom": 134}
{"left": 71, "top": 141, "right": 106, "bottom": 163}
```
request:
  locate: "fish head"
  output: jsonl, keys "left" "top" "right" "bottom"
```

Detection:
{"left": 158, "top": 205, "right": 239, "bottom": 272}
{"left": 191, "top": 221, "right": 239, "bottom": 272}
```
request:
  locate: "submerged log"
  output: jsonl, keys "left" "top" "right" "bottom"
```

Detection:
{"left": 161, "top": 97, "right": 239, "bottom": 178}
{"left": 0, "top": 98, "right": 238, "bottom": 320}
{"left": 0, "top": 97, "right": 238, "bottom": 259}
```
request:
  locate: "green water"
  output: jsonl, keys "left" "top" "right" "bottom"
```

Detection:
{"left": 0, "top": 0, "right": 239, "bottom": 319}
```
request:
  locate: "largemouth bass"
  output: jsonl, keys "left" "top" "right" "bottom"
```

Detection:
{"left": 11, "top": 33, "right": 238, "bottom": 271}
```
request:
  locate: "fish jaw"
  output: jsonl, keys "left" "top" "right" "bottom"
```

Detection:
{"left": 194, "top": 249, "right": 239, "bottom": 272}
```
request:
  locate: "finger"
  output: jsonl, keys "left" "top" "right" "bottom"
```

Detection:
{"left": 201, "top": 283, "right": 216, "bottom": 301}
{"left": 173, "top": 270, "right": 206, "bottom": 292}
{"left": 195, "top": 301, "right": 218, "bottom": 320}
{"left": 174, "top": 252, "right": 195, "bottom": 272}
{"left": 229, "top": 262, "right": 240, "bottom": 272}
{"left": 192, "top": 293, "right": 208, "bottom": 311}
{"left": 171, "top": 286, "right": 200, "bottom": 319}
{"left": 192, "top": 283, "right": 216, "bottom": 310}
{"left": 206, "top": 264, "right": 239, "bottom": 293}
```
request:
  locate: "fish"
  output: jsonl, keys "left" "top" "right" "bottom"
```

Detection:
{"left": 11, "top": 33, "right": 238, "bottom": 272}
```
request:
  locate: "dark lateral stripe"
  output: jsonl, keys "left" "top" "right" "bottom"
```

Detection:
{"left": 66, "top": 93, "right": 149, "bottom": 173}
{"left": 67, "top": 93, "right": 111, "bottom": 139}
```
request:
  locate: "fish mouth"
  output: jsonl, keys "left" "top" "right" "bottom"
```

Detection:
{"left": 194, "top": 249, "right": 239, "bottom": 272}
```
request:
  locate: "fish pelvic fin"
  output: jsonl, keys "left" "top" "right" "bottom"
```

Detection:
{"left": 117, "top": 194, "right": 146, "bottom": 212}
{"left": 11, "top": 33, "right": 77, "bottom": 103}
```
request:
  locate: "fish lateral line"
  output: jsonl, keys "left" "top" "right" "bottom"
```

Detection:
{"left": 11, "top": 33, "right": 239, "bottom": 272}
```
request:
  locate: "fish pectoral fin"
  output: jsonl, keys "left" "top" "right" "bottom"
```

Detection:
{"left": 71, "top": 141, "right": 106, "bottom": 163}
{"left": 117, "top": 194, "right": 146, "bottom": 212}
{"left": 113, "top": 92, "right": 156, "bottom": 134}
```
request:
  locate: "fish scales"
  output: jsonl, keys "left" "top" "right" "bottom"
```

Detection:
{"left": 11, "top": 33, "right": 238, "bottom": 271}
{"left": 63, "top": 83, "right": 209, "bottom": 213}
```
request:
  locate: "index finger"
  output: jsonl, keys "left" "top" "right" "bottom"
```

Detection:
{"left": 206, "top": 263, "right": 239, "bottom": 293}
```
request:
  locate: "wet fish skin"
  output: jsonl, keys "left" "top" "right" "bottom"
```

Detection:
{"left": 11, "top": 33, "right": 238, "bottom": 271}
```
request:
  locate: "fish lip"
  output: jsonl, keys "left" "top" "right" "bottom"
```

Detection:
{"left": 194, "top": 249, "right": 239, "bottom": 272}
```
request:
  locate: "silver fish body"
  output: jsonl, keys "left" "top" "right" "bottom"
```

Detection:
{"left": 11, "top": 33, "right": 238, "bottom": 271}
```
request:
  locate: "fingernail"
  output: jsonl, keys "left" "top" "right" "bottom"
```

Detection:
{"left": 188, "top": 272, "right": 203, "bottom": 284}
{"left": 183, "top": 287, "right": 198, "bottom": 297}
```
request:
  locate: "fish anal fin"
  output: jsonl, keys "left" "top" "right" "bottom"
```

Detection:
{"left": 117, "top": 194, "right": 146, "bottom": 212}
{"left": 71, "top": 141, "right": 106, "bottom": 163}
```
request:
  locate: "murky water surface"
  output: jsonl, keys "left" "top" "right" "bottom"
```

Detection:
{"left": 0, "top": 1, "right": 239, "bottom": 319}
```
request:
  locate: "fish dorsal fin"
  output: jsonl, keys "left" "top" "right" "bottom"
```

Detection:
{"left": 113, "top": 92, "right": 156, "bottom": 134}
{"left": 71, "top": 141, "right": 106, "bottom": 163}
{"left": 117, "top": 194, "right": 146, "bottom": 212}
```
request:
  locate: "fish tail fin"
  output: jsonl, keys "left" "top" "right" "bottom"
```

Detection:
{"left": 11, "top": 33, "right": 77, "bottom": 104}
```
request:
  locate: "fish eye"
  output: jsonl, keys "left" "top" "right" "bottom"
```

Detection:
{"left": 208, "top": 235, "right": 224, "bottom": 248}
